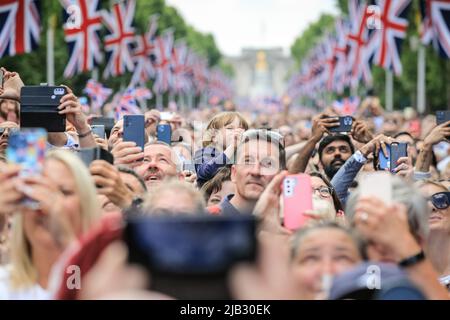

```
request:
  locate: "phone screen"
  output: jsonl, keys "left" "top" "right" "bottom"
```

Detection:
{"left": 124, "top": 215, "right": 257, "bottom": 299}
{"left": 157, "top": 124, "right": 172, "bottom": 145}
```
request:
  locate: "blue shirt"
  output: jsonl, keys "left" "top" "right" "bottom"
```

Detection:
{"left": 194, "top": 146, "right": 231, "bottom": 188}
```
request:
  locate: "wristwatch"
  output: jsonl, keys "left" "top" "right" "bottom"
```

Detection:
{"left": 398, "top": 250, "right": 425, "bottom": 268}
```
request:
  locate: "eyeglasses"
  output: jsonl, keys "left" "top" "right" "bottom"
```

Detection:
{"left": 313, "top": 186, "right": 334, "bottom": 198}
{"left": 428, "top": 192, "right": 450, "bottom": 210}
{"left": 0, "top": 127, "right": 19, "bottom": 136}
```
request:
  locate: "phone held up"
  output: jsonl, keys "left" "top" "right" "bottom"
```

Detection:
{"left": 157, "top": 123, "right": 172, "bottom": 145}
{"left": 328, "top": 116, "right": 353, "bottom": 133}
{"left": 123, "top": 115, "right": 145, "bottom": 150}
{"left": 377, "top": 142, "right": 407, "bottom": 173}
{"left": 282, "top": 174, "right": 313, "bottom": 231}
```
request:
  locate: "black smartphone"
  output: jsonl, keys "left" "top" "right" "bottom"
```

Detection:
{"left": 20, "top": 85, "right": 67, "bottom": 132}
{"left": 390, "top": 142, "right": 408, "bottom": 173}
{"left": 77, "top": 147, "right": 114, "bottom": 167}
{"left": 157, "top": 123, "right": 172, "bottom": 145}
{"left": 123, "top": 115, "right": 145, "bottom": 150}
{"left": 436, "top": 111, "right": 450, "bottom": 126}
{"left": 329, "top": 116, "right": 353, "bottom": 133}
{"left": 90, "top": 117, "right": 115, "bottom": 138}
{"left": 91, "top": 125, "right": 105, "bottom": 139}
{"left": 123, "top": 215, "right": 257, "bottom": 300}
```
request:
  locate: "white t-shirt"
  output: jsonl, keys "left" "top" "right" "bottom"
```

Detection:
{"left": 0, "top": 265, "right": 52, "bottom": 300}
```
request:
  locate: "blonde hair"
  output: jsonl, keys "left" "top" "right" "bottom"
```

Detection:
{"left": 142, "top": 179, "right": 206, "bottom": 214}
{"left": 202, "top": 111, "right": 249, "bottom": 147}
{"left": 10, "top": 150, "right": 101, "bottom": 289}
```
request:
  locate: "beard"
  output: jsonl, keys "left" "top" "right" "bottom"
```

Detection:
{"left": 324, "top": 158, "right": 345, "bottom": 180}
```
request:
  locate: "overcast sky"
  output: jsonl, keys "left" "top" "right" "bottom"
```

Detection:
{"left": 166, "top": 0, "right": 338, "bottom": 57}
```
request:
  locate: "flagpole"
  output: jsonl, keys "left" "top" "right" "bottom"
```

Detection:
{"left": 46, "top": 15, "right": 56, "bottom": 85}
{"left": 417, "top": 44, "right": 426, "bottom": 115}
{"left": 385, "top": 70, "right": 393, "bottom": 112}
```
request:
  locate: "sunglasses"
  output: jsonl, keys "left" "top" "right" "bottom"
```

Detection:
{"left": 429, "top": 192, "right": 450, "bottom": 210}
{"left": 0, "top": 127, "right": 19, "bottom": 136}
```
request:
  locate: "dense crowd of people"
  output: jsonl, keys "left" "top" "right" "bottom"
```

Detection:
{"left": 0, "top": 67, "right": 449, "bottom": 300}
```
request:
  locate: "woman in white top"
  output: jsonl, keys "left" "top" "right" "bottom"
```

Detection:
{"left": 0, "top": 150, "right": 101, "bottom": 299}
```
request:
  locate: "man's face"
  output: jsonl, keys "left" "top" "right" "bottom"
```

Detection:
{"left": 108, "top": 120, "right": 123, "bottom": 149}
{"left": 320, "top": 140, "right": 352, "bottom": 180}
{"left": 135, "top": 144, "right": 179, "bottom": 188}
{"left": 231, "top": 139, "right": 280, "bottom": 201}
{"left": 0, "top": 121, "right": 19, "bottom": 154}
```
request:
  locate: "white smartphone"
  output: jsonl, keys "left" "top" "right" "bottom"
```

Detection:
{"left": 358, "top": 171, "right": 392, "bottom": 204}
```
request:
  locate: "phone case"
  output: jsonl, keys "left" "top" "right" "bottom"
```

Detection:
{"left": 123, "top": 115, "right": 145, "bottom": 149}
{"left": 283, "top": 174, "right": 313, "bottom": 231}
{"left": 390, "top": 142, "right": 408, "bottom": 173}
{"left": 78, "top": 147, "right": 114, "bottom": 167}
{"left": 6, "top": 128, "right": 47, "bottom": 176}
{"left": 20, "top": 86, "right": 67, "bottom": 132}
{"left": 436, "top": 111, "right": 450, "bottom": 126}
{"left": 359, "top": 172, "right": 392, "bottom": 204}
{"left": 157, "top": 124, "right": 172, "bottom": 145}
{"left": 329, "top": 116, "right": 353, "bottom": 133}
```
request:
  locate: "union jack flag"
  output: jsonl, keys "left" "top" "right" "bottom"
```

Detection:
{"left": 347, "top": 0, "right": 373, "bottom": 88}
{"left": 135, "top": 86, "right": 152, "bottom": 100}
{"left": 365, "top": 0, "right": 411, "bottom": 75}
{"left": 153, "top": 29, "right": 174, "bottom": 93}
{"left": 61, "top": 0, "right": 103, "bottom": 78}
{"left": 130, "top": 14, "right": 159, "bottom": 86}
{"left": 332, "top": 96, "right": 361, "bottom": 116}
{"left": 0, "top": 0, "right": 41, "bottom": 58}
{"left": 171, "top": 40, "right": 191, "bottom": 94}
{"left": 420, "top": 0, "right": 450, "bottom": 58}
{"left": 332, "top": 19, "right": 351, "bottom": 93}
{"left": 115, "top": 87, "right": 141, "bottom": 121}
{"left": 102, "top": 0, "right": 136, "bottom": 78}
{"left": 83, "top": 79, "right": 112, "bottom": 113}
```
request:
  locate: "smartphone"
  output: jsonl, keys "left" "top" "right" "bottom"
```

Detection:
{"left": 157, "top": 123, "right": 172, "bottom": 145}
{"left": 359, "top": 172, "right": 392, "bottom": 204}
{"left": 20, "top": 85, "right": 67, "bottom": 132}
{"left": 91, "top": 125, "right": 105, "bottom": 139}
{"left": 282, "top": 174, "right": 313, "bottom": 231}
{"left": 390, "top": 142, "right": 408, "bottom": 173}
{"left": 90, "top": 117, "right": 115, "bottom": 138}
{"left": 160, "top": 112, "right": 174, "bottom": 121}
{"left": 377, "top": 144, "right": 391, "bottom": 171}
{"left": 77, "top": 147, "right": 114, "bottom": 167}
{"left": 6, "top": 128, "right": 47, "bottom": 208}
{"left": 123, "top": 215, "right": 257, "bottom": 300}
{"left": 436, "top": 110, "right": 450, "bottom": 126}
{"left": 123, "top": 115, "right": 145, "bottom": 150}
{"left": 329, "top": 116, "right": 353, "bottom": 133}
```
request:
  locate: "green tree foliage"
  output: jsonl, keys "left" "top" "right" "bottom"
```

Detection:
{"left": 0, "top": 0, "right": 225, "bottom": 96}
{"left": 290, "top": 0, "right": 450, "bottom": 112}
{"left": 290, "top": 14, "right": 335, "bottom": 65}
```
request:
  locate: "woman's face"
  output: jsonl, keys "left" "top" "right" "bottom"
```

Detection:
{"left": 419, "top": 184, "right": 450, "bottom": 232}
{"left": 207, "top": 180, "right": 235, "bottom": 206}
{"left": 23, "top": 159, "right": 82, "bottom": 249}
{"left": 291, "top": 228, "right": 362, "bottom": 299}
{"left": 311, "top": 176, "right": 335, "bottom": 210}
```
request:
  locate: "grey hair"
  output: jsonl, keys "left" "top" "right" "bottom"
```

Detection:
{"left": 345, "top": 176, "right": 429, "bottom": 242}
{"left": 144, "top": 141, "right": 183, "bottom": 173}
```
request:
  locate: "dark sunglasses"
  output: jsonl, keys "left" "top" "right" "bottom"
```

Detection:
{"left": 429, "top": 192, "right": 450, "bottom": 210}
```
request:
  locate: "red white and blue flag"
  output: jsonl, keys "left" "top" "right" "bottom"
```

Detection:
{"left": 171, "top": 40, "right": 191, "bottom": 94}
{"left": 420, "top": 0, "right": 450, "bottom": 58}
{"left": 130, "top": 14, "right": 159, "bottom": 86}
{"left": 61, "top": 0, "right": 104, "bottom": 78}
{"left": 114, "top": 87, "right": 142, "bottom": 121}
{"left": 83, "top": 79, "right": 112, "bottom": 113}
{"left": 333, "top": 96, "right": 361, "bottom": 115}
{"left": 135, "top": 86, "right": 152, "bottom": 100}
{"left": 347, "top": 0, "right": 373, "bottom": 88}
{"left": 365, "top": 0, "right": 411, "bottom": 75}
{"left": 0, "top": 0, "right": 41, "bottom": 58}
{"left": 153, "top": 29, "right": 174, "bottom": 93}
{"left": 102, "top": 0, "right": 136, "bottom": 78}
